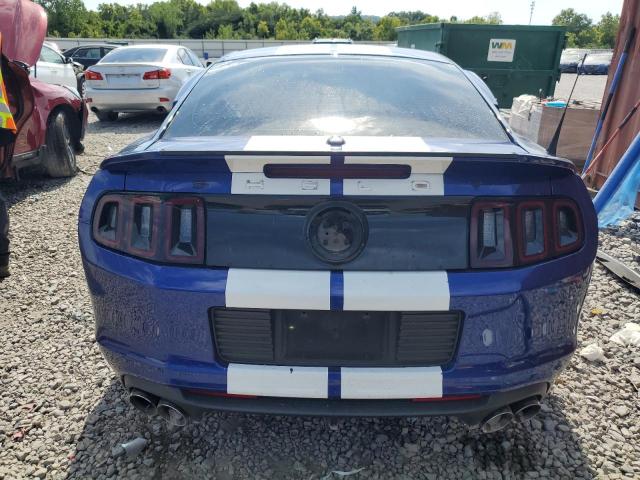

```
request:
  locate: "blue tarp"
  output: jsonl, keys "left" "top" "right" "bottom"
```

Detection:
{"left": 594, "top": 132, "right": 640, "bottom": 227}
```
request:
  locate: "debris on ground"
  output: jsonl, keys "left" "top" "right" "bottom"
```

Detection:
{"left": 0, "top": 113, "right": 639, "bottom": 479}
{"left": 610, "top": 322, "right": 640, "bottom": 346}
{"left": 579, "top": 343, "right": 606, "bottom": 362}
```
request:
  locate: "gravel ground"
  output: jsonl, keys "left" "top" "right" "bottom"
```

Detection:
{"left": 0, "top": 113, "right": 639, "bottom": 480}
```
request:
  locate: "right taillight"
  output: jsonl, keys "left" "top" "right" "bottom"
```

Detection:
{"left": 470, "top": 198, "right": 583, "bottom": 269}
{"left": 85, "top": 70, "right": 103, "bottom": 81}
{"left": 93, "top": 194, "right": 205, "bottom": 264}
{"left": 553, "top": 200, "right": 583, "bottom": 254}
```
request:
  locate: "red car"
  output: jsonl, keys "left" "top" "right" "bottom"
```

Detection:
{"left": 0, "top": 0, "right": 87, "bottom": 180}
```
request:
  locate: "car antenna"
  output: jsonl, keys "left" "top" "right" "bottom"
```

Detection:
{"left": 547, "top": 54, "right": 587, "bottom": 156}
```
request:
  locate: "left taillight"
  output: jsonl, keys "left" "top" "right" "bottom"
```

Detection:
{"left": 470, "top": 197, "right": 584, "bottom": 269}
{"left": 93, "top": 194, "right": 205, "bottom": 264}
{"left": 85, "top": 70, "right": 103, "bottom": 81}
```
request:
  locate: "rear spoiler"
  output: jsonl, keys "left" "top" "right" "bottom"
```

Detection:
{"left": 100, "top": 150, "right": 576, "bottom": 174}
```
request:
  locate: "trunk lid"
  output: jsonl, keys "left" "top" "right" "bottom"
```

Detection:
{"left": 88, "top": 63, "right": 163, "bottom": 89}
{"left": 0, "top": 0, "right": 47, "bottom": 67}
{"left": 100, "top": 141, "right": 576, "bottom": 272}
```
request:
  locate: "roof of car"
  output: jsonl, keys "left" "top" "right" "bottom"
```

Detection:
{"left": 69, "top": 44, "right": 119, "bottom": 48}
{"left": 114, "top": 44, "right": 177, "bottom": 50}
{"left": 219, "top": 44, "right": 454, "bottom": 64}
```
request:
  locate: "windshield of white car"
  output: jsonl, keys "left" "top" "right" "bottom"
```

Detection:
{"left": 100, "top": 48, "right": 168, "bottom": 63}
{"left": 165, "top": 55, "right": 509, "bottom": 140}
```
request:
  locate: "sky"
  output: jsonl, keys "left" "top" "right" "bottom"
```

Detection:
{"left": 83, "top": 0, "right": 624, "bottom": 25}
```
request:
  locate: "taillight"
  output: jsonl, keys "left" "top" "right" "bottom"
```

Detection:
{"left": 85, "top": 70, "right": 103, "bottom": 81}
{"left": 470, "top": 198, "right": 583, "bottom": 269}
{"left": 142, "top": 68, "right": 171, "bottom": 80}
{"left": 165, "top": 198, "right": 205, "bottom": 263}
{"left": 93, "top": 194, "right": 205, "bottom": 264}
{"left": 553, "top": 200, "right": 583, "bottom": 254}
{"left": 516, "top": 201, "right": 548, "bottom": 264}
{"left": 470, "top": 202, "right": 513, "bottom": 268}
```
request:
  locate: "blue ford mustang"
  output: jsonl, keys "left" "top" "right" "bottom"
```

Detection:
{"left": 79, "top": 45, "right": 597, "bottom": 433}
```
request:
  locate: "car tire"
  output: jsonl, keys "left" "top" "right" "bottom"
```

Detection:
{"left": 44, "top": 111, "right": 77, "bottom": 178}
{"left": 95, "top": 111, "right": 118, "bottom": 122}
{"left": 77, "top": 75, "right": 86, "bottom": 97}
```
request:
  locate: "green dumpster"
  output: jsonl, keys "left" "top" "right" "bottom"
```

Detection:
{"left": 396, "top": 23, "right": 566, "bottom": 108}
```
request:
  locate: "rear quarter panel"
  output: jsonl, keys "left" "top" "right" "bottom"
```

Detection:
{"left": 14, "top": 79, "right": 85, "bottom": 155}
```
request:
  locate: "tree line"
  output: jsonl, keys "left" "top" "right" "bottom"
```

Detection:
{"left": 36, "top": 0, "right": 619, "bottom": 48}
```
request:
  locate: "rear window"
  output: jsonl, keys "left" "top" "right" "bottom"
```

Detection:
{"left": 165, "top": 55, "right": 508, "bottom": 141}
{"left": 585, "top": 54, "right": 612, "bottom": 64}
{"left": 100, "top": 48, "right": 167, "bottom": 63}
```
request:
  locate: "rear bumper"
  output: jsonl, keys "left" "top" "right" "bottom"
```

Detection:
{"left": 86, "top": 85, "right": 178, "bottom": 112}
{"left": 81, "top": 217, "right": 591, "bottom": 411}
{"left": 124, "top": 375, "right": 549, "bottom": 424}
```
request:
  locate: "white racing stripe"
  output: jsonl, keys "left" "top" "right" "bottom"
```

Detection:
{"left": 340, "top": 367, "right": 443, "bottom": 399}
{"left": 344, "top": 155, "right": 453, "bottom": 196}
{"left": 242, "top": 136, "right": 332, "bottom": 152}
{"left": 343, "top": 174, "right": 444, "bottom": 196}
{"left": 227, "top": 364, "right": 329, "bottom": 398}
{"left": 343, "top": 271, "right": 450, "bottom": 311}
{"left": 225, "top": 155, "right": 330, "bottom": 172}
{"left": 225, "top": 269, "right": 331, "bottom": 310}
{"left": 231, "top": 173, "right": 329, "bottom": 195}
{"left": 225, "top": 151, "right": 331, "bottom": 195}
{"left": 340, "top": 137, "right": 433, "bottom": 152}
{"left": 344, "top": 156, "right": 452, "bottom": 173}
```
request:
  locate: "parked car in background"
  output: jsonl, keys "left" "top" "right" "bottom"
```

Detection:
{"left": 84, "top": 44, "right": 203, "bottom": 121}
{"left": 578, "top": 52, "right": 613, "bottom": 75}
{"left": 559, "top": 52, "right": 583, "bottom": 73}
{"left": 1, "top": 0, "right": 87, "bottom": 180}
{"left": 80, "top": 44, "right": 597, "bottom": 433}
{"left": 63, "top": 44, "right": 120, "bottom": 96}
{"left": 63, "top": 44, "right": 119, "bottom": 69}
{"left": 32, "top": 43, "right": 78, "bottom": 91}
{"left": 312, "top": 38, "right": 353, "bottom": 44}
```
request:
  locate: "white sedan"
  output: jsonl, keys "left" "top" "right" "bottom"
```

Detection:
{"left": 31, "top": 43, "right": 78, "bottom": 91}
{"left": 84, "top": 45, "right": 204, "bottom": 121}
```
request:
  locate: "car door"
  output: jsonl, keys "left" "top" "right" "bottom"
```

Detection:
{"left": 186, "top": 48, "right": 203, "bottom": 68}
{"left": 33, "top": 45, "right": 59, "bottom": 85}
{"left": 35, "top": 45, "right": 77, "bottom": 89}
{"left": 177, "top": 48, "right": 203, "bottom": 82}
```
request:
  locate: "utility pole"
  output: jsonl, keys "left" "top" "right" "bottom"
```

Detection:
{"left": 529, "top": 1, "right": 535, "bottom": 25}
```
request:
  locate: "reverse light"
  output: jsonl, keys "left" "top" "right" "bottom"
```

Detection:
{"left": 470, "top": 198, "right": 584, "bottom": 269}
{"left": 85, "top": 70, "right": 103, "bottom": 81}
{"left": 93, "top": 194, "right": 205, "bottom": 264}
{"left": 142, "top": 68, "right": 171, "bottom": 80}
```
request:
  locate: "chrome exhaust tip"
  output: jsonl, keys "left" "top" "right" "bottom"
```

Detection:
{"left": 156, "top": 106, "right": 167, "bottom": 114}
{"left": 480, "top": 406, "right": 515, "bottom": 433}
{"left": 511, "top": 397, "right": 542, "bottom": 423}
{"left": 128, "top": 389, "right": 157, "bottom": 416}
{"left": 157, "top": 400, "right": 188, "bottom": 427}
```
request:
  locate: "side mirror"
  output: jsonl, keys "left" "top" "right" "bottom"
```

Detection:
{"left": 64, "top": 56, "right": 73, "bottom": 64}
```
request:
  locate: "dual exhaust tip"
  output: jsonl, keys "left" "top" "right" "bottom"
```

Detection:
{"left": 480, "top": 397, "right": 542, "bottom": 434}
{"left": 128, "top": 389, "right": 188, "bottom": 427}
{"left": 130, "top": 388, "right": 540, "bottom": 433}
